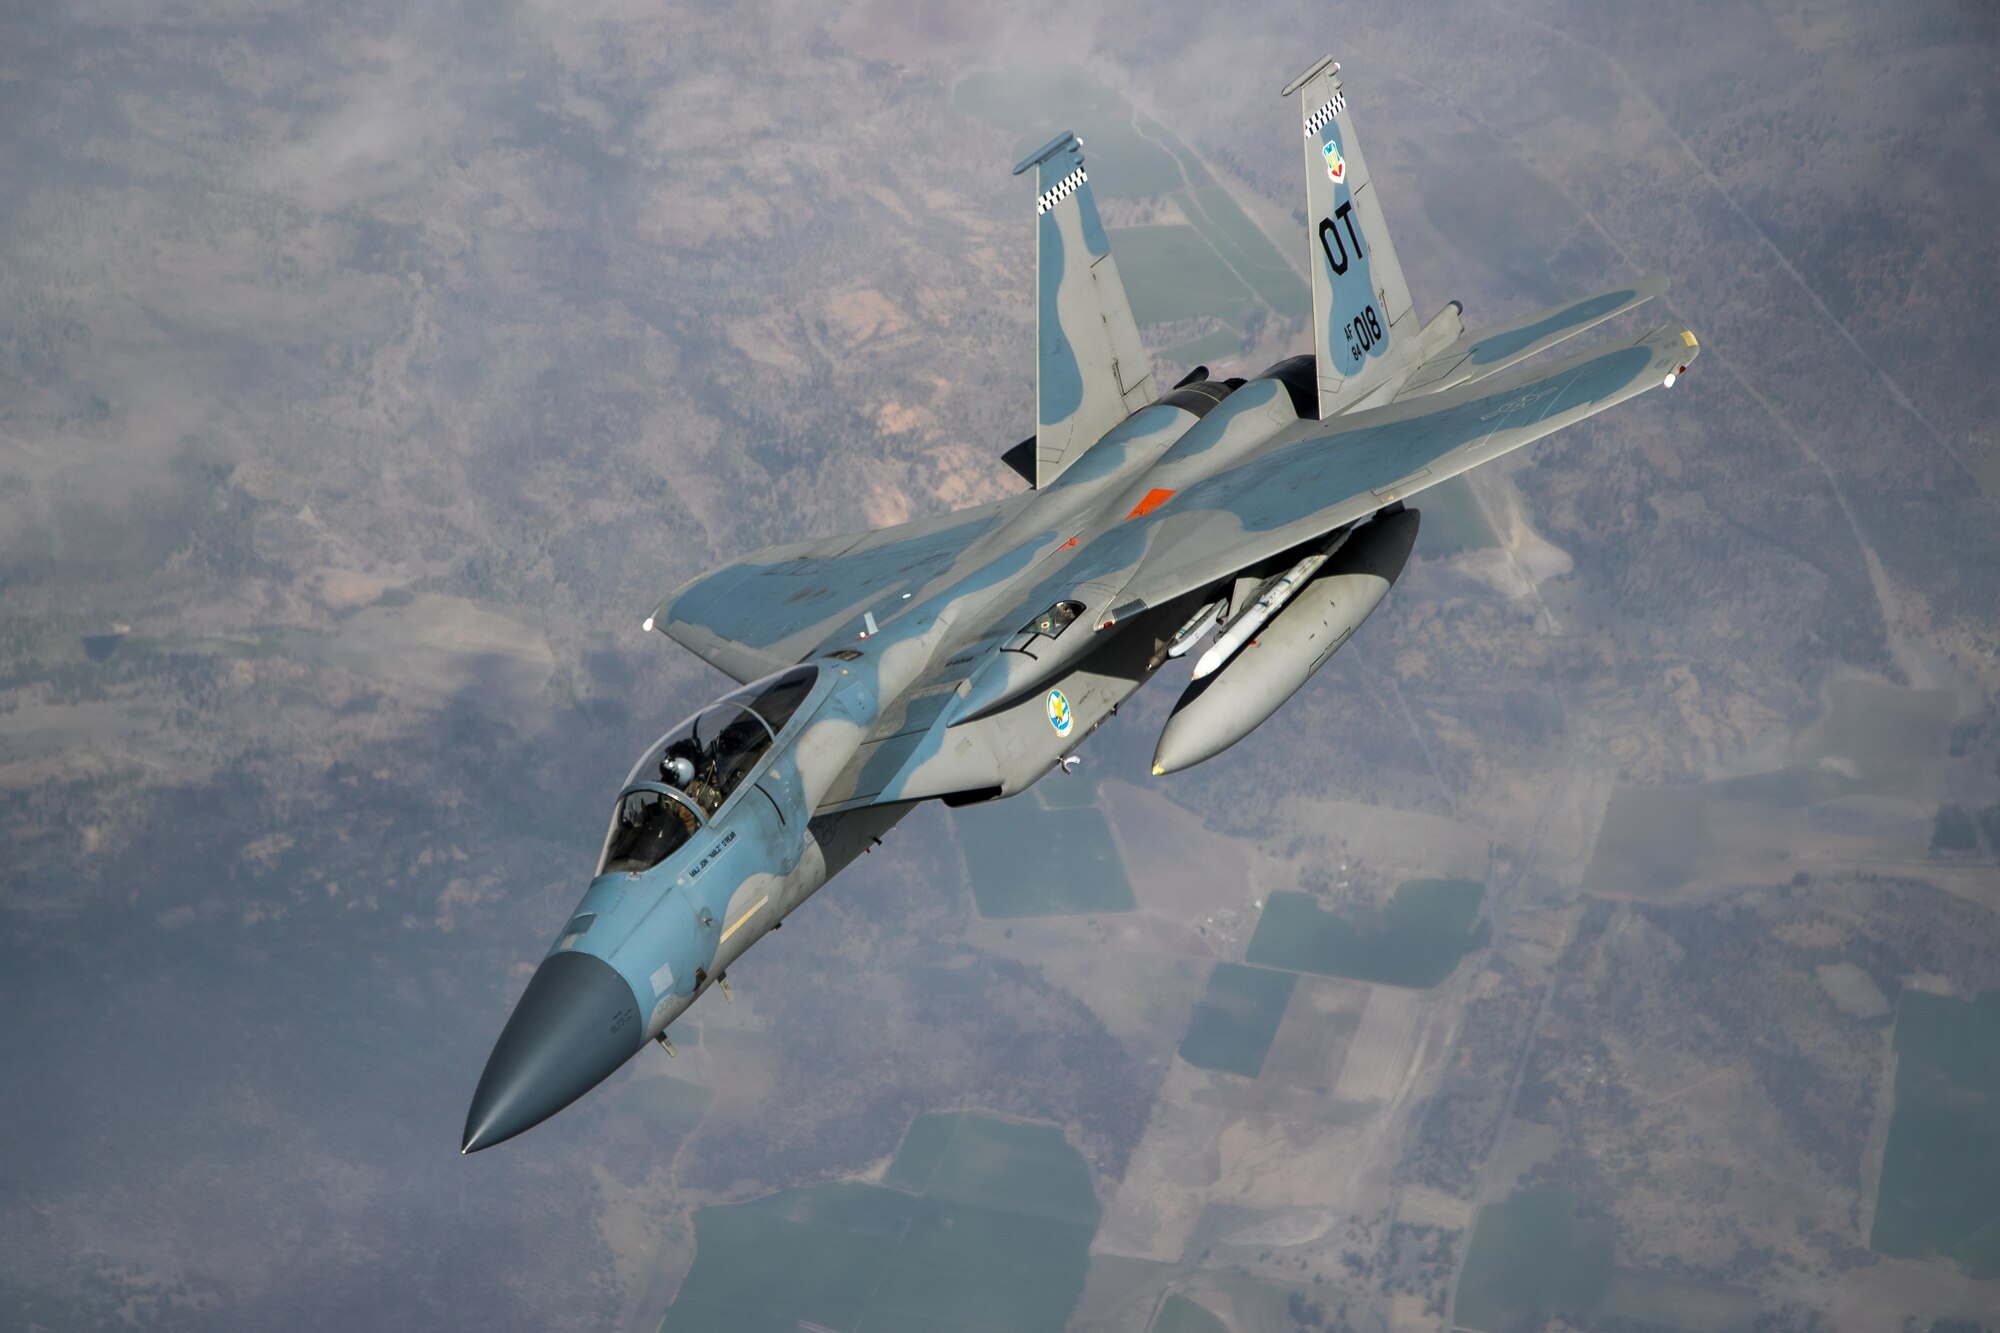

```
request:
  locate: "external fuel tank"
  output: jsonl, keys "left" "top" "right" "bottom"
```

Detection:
{"left": 1151, "top": 508, "right": 1420, "bottom": 775}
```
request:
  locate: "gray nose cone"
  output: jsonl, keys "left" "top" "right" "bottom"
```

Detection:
{"left": 462, "top": 950, "right": 645, "bottom": 1154}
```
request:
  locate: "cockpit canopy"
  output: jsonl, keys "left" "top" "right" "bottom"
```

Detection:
{"left": 596, "top": 664, "right": 821, "bottom": 877}
{"left": 600, "top": 787, "right": 704, "bottom": 875}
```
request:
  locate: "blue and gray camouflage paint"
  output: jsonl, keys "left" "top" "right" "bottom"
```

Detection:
{"left": 461, "top": 59, "right": 1704, "bottom": 1153}
{"left": 1015, "top": 131, "right": 1156, "bottom": 487}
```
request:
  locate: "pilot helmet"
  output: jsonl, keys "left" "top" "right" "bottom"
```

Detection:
{"left": 660, "top": 754, "right": 697, "bottom": 788}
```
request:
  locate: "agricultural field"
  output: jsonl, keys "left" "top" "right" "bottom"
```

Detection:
{"left": 1587, "top": 785, "right": 1708, "bottom": 896}
{"left": 1871, "top": 990, "right": 2000, "bottom": 1277}
{"left": 1109, "top": 227, "right": 1258, "bottom": 328}
{"left": 950, "top": 787, "right": 1135, "bottom": 918}
{"left": 667, "top": 1113, "right": 1099, "bottom": 1332}
{"left": 1453, "top": 1188, "right": 1612, "bottom": 1329}
{"left": 1181, "top": 188, "right": 1310, "bottom": 320}
{"left": 1150, "top": 1292, "right": 1227, "bottom": 1333}
{"left": 1175, "top": 963, "right": 1297, "bottom": 1078}
{"left": 1455, "top": 1189, "right": 1756, "bottom": 1333}
{"left": 1246, "top": 879, "right": 1487, "bottom": 988}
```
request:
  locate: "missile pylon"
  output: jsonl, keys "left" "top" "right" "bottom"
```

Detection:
{"left": 1151, "top": 508, "right": 1420, "bottom": 775}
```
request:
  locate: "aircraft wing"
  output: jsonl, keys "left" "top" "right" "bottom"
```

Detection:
{"left": 1071, "top": 321, "right": 1699, "bottom": 615}
{"left": 648, "top": 500, "right": 1018, "bottom": 683}
{"left": 1395, "top": 275, "right": 1669, "bottom": 400}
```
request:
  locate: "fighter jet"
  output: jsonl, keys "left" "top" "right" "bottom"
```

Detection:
{"left": 461, "top": 57, "right": 1698, "bottom": 1152}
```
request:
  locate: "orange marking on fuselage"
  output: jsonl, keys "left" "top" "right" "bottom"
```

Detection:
{"left": 1124, "top": 488, "right": 1176, "bottom": 520}
{"left": 1059, "top": 536, "right": 1079, "bottom": 550}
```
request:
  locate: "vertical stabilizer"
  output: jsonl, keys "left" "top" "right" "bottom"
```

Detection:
{"left": 1282, "top": 58, "right": 1421, "bottom": 416}
{"left": 1014, "top": 131, "right": 1157, "bottom": 486}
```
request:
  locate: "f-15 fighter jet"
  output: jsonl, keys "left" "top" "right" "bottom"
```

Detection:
{"left": 462, "top": 57, "right": 1698, "bottom": 1152}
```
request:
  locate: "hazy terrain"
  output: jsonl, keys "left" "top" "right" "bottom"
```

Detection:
{"left": 2, "top": 1, "right": 1997, "bottom": 1330}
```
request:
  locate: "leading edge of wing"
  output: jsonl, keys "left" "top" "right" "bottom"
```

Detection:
{"left": 1085, "top": 321, "right": 1700, "bottom": 610}
{"left": 648, "top": 499, "right": 1020, "bottom": 683}
{"left": 1395, "top": 273, "right": 1670, "bottom": 400}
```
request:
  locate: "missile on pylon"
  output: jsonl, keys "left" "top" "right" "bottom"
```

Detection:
{"left": 1151, "top": 508, "right": 1420, "bottom": 775}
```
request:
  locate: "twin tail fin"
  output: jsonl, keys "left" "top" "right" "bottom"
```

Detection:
{"left": 1282, "top": 57, "right": 1422, "bottom": 416}
{"left": 1014, "top": 131, "right": 1157, "bottom": 487}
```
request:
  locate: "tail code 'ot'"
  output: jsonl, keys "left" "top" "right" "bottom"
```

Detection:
{"left": 1282, "top": 57, "right": 1420, "bottom": 415}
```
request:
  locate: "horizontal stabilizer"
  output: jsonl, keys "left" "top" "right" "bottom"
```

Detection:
{"left": 1396, "top": 275, "right": 1668, "bottom": 400}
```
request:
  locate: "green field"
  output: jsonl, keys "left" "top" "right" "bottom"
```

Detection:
{"left": 1931, "top": 804, "right": 1981, "bottom": 854}
{"left": 1455, "top": 1189, "right": 1612, "bottom": 1329}
{"left": 1184, "top": 188, "right": 1310, "bottom": 319}
{"left": 667, "top": 1112, "right": 1100, "bottom": 1333}
{"left": 1151, "top": 1293, "right": 1228, "bottom": 1333}
{"left": 1108, "top": 225, "right": 1256, "bottom": 326}
{"left": 1411, "top": 475, "right": 1498, "bottom": 557}
{"left": 1871, "top": 990, "right": 2000, "bottom": 1276}
{"left": 879, "top": 1109, "right": 957, "bottom": 1192}
{"left": 1177, "top": 963, "right": 1298, "bottom": 1077}
{"left": 1587, "top": 785, "right": 1708, "bottom": 895}
{"left": 1245, "top": 880, "right": 1487, "bottom": 988}
{"left": 951, "top": 788, "right": 1135, "bottom": 918}
{"left": 1456, "top": 1189, "right": 1756, "bottom": 1332}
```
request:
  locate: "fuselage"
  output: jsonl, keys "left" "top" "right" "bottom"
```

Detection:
{"left": 461, "top": 363, "right": 1318, "bottom": 1152}
{"left": 462, "top": 53, "right": 1699, "bottom": 1154}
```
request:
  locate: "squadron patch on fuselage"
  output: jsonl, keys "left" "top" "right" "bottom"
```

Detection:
{"left": 1046, "top": 688, "right": 1073, "bottom": 737}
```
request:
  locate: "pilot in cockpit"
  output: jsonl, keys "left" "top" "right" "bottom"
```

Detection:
{"left": 659, "top": 739, "right": 724, "bottom": 819}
